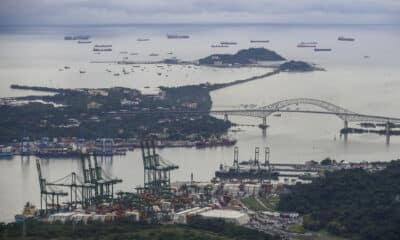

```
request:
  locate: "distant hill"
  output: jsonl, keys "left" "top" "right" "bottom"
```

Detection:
{"left": 198, "top": 48, "right": 285, "bottom": 65}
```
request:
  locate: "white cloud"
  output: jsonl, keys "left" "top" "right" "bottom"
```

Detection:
{"left": 0, "top": 0, "right": 399, "bottom": 24}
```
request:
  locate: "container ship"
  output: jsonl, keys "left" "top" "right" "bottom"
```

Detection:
{"left": 338, "top": 36, "right": 355, "bottom": 41}
{"left": 167, "top": 34, "right": 190, "bottom": 39}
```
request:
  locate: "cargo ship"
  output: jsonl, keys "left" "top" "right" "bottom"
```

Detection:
{"left": 15, "top": 202, "right": 39, "bottom": 222}
{"left": 301, "top": 41, "right": 318, "bottom": 45}
{"left": 297, "top": 43, "right": 316, "bottom": 48}
{"left": 250, "top": 40, "right": 269, "bottom": 43}
{"left": 195, "top": 138, "right": 237, "bottom": 148}
{"left": 94, "top": 44, "right": 112, "bottom": 48}
{"left": 211, "top": 44, "right": 229, "bottom": 48}
{"left": 314, "top": 48, "right": 332, "bottom": 52}
{"left": 220, "top": 41, "right": 237, "bottom": 45}
{"left": 93, "top": 48, "right": 112, "bottom": 52}
{"left": 64, "top": 35, "right": 90, "bottom": 40}
{"left": 167, "top": 34, "right": 190, "bottom": 39}
{"left": 338, "top": 36, "right": 355, "bottom": 41}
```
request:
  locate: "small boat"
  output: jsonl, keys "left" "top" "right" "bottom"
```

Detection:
{"left": 137, "top": 38, "right": 150, "bottom": 41}
{"left": 167, "top": 52, "right": 173, "bottom": 55}
{"left": 113, "top": 73, "right": 120, "bottom": 76}
{"left": 149, "top": 53, "right": 159, "bottom": 57}
{"left": 314, "top": 48, "right": 332, "bottom": 52}
{"left": 64, "top": 66, "right": 70, "bottom": 69}
{"left": 79, "top": 70, "right": 86, "bottom": 74}
{"left": 157, "top": 72, "right": 162, "bottom": 76}
{"left": 78, "top": 40, "right": 92, "bottom": 44}
{"left": 130, "top": 52, "right": 138, "bottom": 55}
{"left": 364, "top": 55, "right": 369, "bottom": 59}
{"left": 120, "top": 51, "right": 128, "bottom": 54}
{"left": 273, "top": 113, "right": 282, "bottom": 117}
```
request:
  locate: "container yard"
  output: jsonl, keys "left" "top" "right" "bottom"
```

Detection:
{"left": 15, "top": 140, "right": 302, "bottom": 227}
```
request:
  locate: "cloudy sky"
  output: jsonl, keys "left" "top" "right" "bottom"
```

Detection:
{"left": 0, "top": 0, "right": 399, "bottom": 25}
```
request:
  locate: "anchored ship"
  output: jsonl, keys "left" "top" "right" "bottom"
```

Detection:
{"left": 250, "top": 40, "right": 269, "bottom": 43}
{"left": 338, "top": 36, "right": 355, "bottom": 41}
{"left": 64, "top": 35, "right": 90, "bottom": 40}
{"left": 220, "top": 41, "right": 237, "bottom": 45}
{"left": 167, "top": 34, "right": 189, "bottom": 39}
{"left": 314, "top": 48, "right": 332, "bottom": 52}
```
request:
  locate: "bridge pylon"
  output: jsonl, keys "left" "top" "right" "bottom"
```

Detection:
{"left": 259, "top": 116, "right": 268, "bottom": 129}
{"left": 386, "top": 121, "right": 391, "bottom": 146}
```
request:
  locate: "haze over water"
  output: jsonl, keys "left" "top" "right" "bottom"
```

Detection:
{"left": 0, "top": 24, "right": 400, "bottom": 222}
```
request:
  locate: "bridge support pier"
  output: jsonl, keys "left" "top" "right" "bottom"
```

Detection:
{"left": 386, "top": 121, "right": 391, "bottom": 146}
{"left": 224, "top": 113, "right": 229, "bottom": 122}
{"left": 259, "top": 117, "right": 268, "bottom": 129}
{"left": 259, "top": 117, "right": 268, "bottom": 137}
{"left": 344, "top": 120, "right": 348, "bottom": 129}
{"left": 343, "top": 120, "right": 348, "bottom": 143}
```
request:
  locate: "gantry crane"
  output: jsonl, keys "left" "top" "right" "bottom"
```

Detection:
{"left": 140, "top": 140, "right": 178, "bottom": 195}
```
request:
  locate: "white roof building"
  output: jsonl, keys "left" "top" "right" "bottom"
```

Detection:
{"left": 198, "top": 209, "right": 250, "bottom": 225}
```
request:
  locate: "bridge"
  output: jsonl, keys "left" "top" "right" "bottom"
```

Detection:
{"left": 210, "top": 98, "right": 400, "bottom": 144}
{"left": 105, "top": 98, "right": 400, "bottom": 144}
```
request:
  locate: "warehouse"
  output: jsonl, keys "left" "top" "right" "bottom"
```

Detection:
{"left": 198, "top": 209, "right": 250, "bottom": 225}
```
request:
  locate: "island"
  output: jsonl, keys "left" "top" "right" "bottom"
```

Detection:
{"left": 279, "top": 60, "right": 319, "bottom": 72}
{"left": 198, "top": 47, "right": 286, "bottom": 65}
